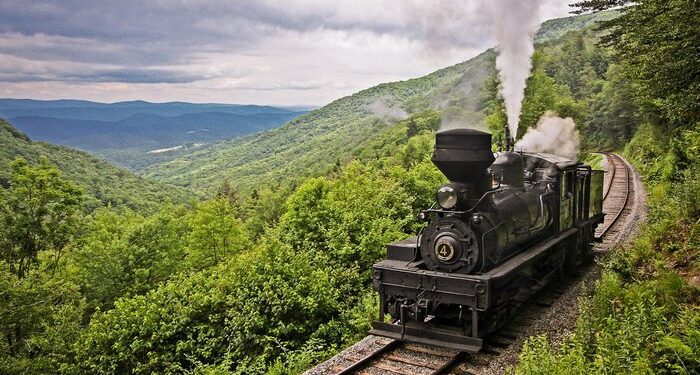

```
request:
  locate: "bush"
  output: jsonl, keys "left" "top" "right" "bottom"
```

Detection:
{"left": 69, "top": 242, "right": 365, "bottom": 374}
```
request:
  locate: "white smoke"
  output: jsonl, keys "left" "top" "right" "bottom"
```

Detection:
{"left": 439, "top": 108, "right": 489, "bottom": 132}
{"left": 488, "top": 0, "right": 542, "bottom": 139}
{"left": 515, "top": 111, "right": 580, "bottom": 159}
{"left": 365, "top": 97, "right": 408, "bottom": 122}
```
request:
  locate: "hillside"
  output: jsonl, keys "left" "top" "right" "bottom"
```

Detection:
{"left": 0, "top": 100, "right": 307, "bottom": 170}
{"left": 0, "top": 118, "right": 196, "bottom": 212}
{"left": 142, "top": 51, "right": 495, "bottom": 192}
{"left": 143, "top": 11, "right": 616, "bottom": 193}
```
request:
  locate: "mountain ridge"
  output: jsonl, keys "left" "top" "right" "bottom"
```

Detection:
{"left": 0, "top": 99, "right": 308, "bottom": 170}
{"left": 0, "top": 118, "right": 197, "bottom": 212}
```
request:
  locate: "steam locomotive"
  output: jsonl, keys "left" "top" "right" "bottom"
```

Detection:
{"left": 370, "top": 128, "right": 604, "bottom": 352}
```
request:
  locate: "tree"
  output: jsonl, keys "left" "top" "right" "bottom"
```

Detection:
{"left": 0, "top": 157, "right": 83, "bottom": 372}
{"left": 185, "top": 198, "right": 250, "bottom": 269}
{"left": 518, "top": 55, "right": 581, "bottom": 137}
{"left": 0, "top": 157, "right": 82, "bottom": 278}
{"left": 574, "top": 0, "right": 700, "bottom": 125}
{"left": 68, "top": 205, "right": 189, "bottom": 313}
{"left": 586, "top": 64, "right": 641, "bottom": 148}
{"left": 244, "top": 186, "right": 291, "bottom": 238}
{"left": 280, "top": 162, "right": 412, "bottom": 272}
{"left": 70, "top": 244, "right": 364, "bottom": 375}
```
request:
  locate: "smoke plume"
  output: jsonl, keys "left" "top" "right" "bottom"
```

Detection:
{"left": 489, "top": 0, "right": 542, "bottom": 139}
{"left": 515, "top": 111, "right": 580, "bottom": 159}
{"left": 365, "top": 97, "right": 408, "bottom": 122}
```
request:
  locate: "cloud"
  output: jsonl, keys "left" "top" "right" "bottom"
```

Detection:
{"left": 0, "top": 1, "right": 575, "bottom": 105}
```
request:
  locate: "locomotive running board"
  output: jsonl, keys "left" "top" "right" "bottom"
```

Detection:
{"left": 370, "top": 321, "right": 483, "bottom": 353}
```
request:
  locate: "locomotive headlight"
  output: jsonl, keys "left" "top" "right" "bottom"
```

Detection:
{"left": 436, "top": 185, "right": 458, "bottom": 209}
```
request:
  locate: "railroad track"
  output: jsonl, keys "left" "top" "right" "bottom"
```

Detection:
{"left": 322, "top": 153, "right": 639, "bottom": 375}
{"left": 334, "top": 339, "right": 473, "bottom": 375}
{"left": 594, "top": 152, "right": 635, "bottom": 242}
{"left": 331, "top": 324, "right": 544, "bottom": 374}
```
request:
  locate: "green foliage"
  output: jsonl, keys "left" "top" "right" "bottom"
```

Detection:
{"left": 519, "top": 54, "right": 580, "bottom": 138}
{"left": 69, "top": 243, "right": 365, "bottom": 375}
{"left": 516, "top": 106, "right": 700, "bottom": 375}
{"left": 59, "top": 109, "right": 445, "bottom": 374}
{"left": 0, "top": 157, "right": 85, "bottom": 374}
{"left": 577, "top": 0, "right": 700, "bottom": 125}
{"left": 586, "top": 64, "right": 640, "bottom": 149}
{"left": 516, "top": 272, "right": 699, "bottom": 374}
{"left": 280, "top": 161, "right": 412, "bottom": 272}
{"left": 0, "top": 268, "right": 84, "bottom": 375}
{"left": 67, "top": 206, "right": 189, "bottom": 313}
{"left": 184, "top": 198, "right": 250, "bottom": 269}
{"left": 0, "top": 118, "right": 197, "bottom": 212}
{"left": 0, "top": 157, "right": 83, "bottom": 278}
{"left": 0, "top": 10, "right": 674, "bottom": 375}
{"left": 242, "top": 186, "right": 293, "bottom": 238}
{"left": 514, "top": 3, "right": 700, "bottom": 371}
{"left": 482, "top": 28, "right": 613, "bottom": 148}
{"left": 534, "top": 10, "right": 621, "bottom": 43}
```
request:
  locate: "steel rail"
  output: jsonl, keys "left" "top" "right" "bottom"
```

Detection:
{"left": 335, "top": 340, "right": 400, "bottom": 375}
{"left": 430, "top": 351, "right": 468, "bottom": 375}
{"left": 601, "top": 152, "right": 616, "bottom": 201}
{"left": 596, "top": 152, "right": 631, "bottom": 238}
{"left": 336, "top": 339, "right": 469, "bottom": 375}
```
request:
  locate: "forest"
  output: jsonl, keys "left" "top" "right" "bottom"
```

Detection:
{"left": 0, "top": 1, "right": 698, "bottom": 374}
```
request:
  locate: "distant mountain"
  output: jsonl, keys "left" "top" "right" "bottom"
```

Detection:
{"left": 0, "top": 118, "right": 196, "bottom": 212}
{"left": 0, "top": 100, "right": 308, "bottom": 170}
{"left": 144, "top": 11, "right": 617, "bottom": 193}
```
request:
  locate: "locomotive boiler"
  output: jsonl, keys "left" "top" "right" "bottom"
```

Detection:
{"left": 370, "top": 128, "right": 604, "bottom": 352}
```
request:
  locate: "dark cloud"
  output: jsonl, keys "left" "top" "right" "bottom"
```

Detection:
{"left": 0, "top": 66, "right": 207, "bottom": 84}
{"left": 67, "top": 69, "right": 209, "bottom": 84}
{"left": 0, "top": 1, "right": 494, "bottom": 66}
{"left": 0, "top": 1, "right": 572, "bottom": 103}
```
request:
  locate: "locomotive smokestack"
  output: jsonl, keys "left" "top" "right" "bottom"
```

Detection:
{"left": 432, "top": 129, "right": 495, "bottom": 183}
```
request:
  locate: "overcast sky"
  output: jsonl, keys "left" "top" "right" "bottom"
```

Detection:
{"left": 0, "top": 1, "right": 575, "bottom": 106}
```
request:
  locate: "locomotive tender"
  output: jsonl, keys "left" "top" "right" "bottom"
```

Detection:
{"left": 371, "top": 128, "right": 604, "bottom": 352}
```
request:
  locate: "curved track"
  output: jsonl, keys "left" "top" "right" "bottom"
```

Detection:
{"left": 312, "top": 153, "right": 640, "bottom": 375}
{"left": 594, "top": 152, "right": 634, "bottom": 243}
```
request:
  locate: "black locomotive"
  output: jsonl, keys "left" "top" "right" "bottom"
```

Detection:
{"left": 370, "top": 128, "right": 604, "bottom": 352}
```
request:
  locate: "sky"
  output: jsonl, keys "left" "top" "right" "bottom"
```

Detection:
{"left": 0, "top": 1, "right": 575, "bottom": 106}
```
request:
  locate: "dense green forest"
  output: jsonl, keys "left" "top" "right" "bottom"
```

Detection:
{"left": 0, "top": 119, "right": 196, "bottom": 212}
{"left": 1, "top": 2, "right": 698, "bottom": 374}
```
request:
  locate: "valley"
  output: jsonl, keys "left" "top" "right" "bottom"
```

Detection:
{"left": 0, "top": 99, "right": 309, "bottom": 170}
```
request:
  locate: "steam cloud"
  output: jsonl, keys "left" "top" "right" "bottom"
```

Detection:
{"left": 489, "top": 0, "right": 542, "bottom": 139}
{"left": 366, "top": 97, "right": 408, "bottom": 122}
{"left": 515, "top": 111, "right": 580, "bottom": 159}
